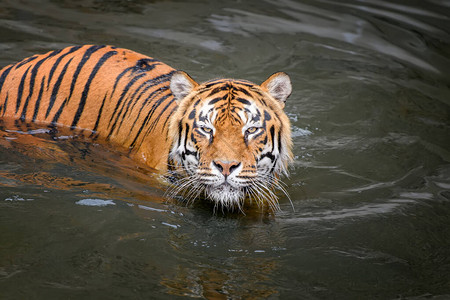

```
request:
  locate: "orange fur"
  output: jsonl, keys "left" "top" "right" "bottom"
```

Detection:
{"left": 0, "top": 45, "right": 176, "bottom": 170}
{"left": 0, "top": 45, "right": 294, "bottom": 210}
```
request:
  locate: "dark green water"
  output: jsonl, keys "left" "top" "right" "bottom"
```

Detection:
{"left": 1, "top": 0, "right": 449, "bottom": 298}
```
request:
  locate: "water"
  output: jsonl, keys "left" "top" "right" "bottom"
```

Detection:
{"left": 1, "top": 0, "right": 450, "bottom": 298}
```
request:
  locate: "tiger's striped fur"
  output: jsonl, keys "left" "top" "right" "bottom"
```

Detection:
{"left": 0, "top": 45, "right": 293, "bottom": 211}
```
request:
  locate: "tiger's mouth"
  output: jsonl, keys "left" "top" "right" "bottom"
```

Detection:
{"left": 166, "top": 164, "right": 285, "bottom": 212}
{"left": 205, "top": 183, "right": 245, "bottom": 209}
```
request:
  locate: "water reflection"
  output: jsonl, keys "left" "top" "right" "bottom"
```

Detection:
{"left": 161, "top": 257, "right": 279, "bottom": 299}
{"left": 0, "top": 120, "right": 166, "bottom": 205}
{"left": 159, "top": 215, "right": 287, "bottom": 299}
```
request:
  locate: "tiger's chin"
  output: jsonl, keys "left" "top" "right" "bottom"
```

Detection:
{"left": 205, "top": 184, "right": 245, "bottom": 210}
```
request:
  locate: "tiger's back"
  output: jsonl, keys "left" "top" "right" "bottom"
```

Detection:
{"left": 0, "top": 44, "right": 295, "bottom": 211}
{"left": 0, "top": 45, "right": 176, "bottom": 169}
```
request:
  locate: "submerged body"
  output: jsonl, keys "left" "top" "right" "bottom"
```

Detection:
{"left": 0, "top": 45, "right": 176, "bottom": 169}
{"left": 0, "top": 45, "right": 293, "bottom": 211}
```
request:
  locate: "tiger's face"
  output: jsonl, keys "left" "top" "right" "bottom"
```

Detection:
{"left": 168, "top": 71, "right": 293, "bottom": 211}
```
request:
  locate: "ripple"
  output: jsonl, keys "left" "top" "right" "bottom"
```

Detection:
{"left": 5, "top": 128, "right": 51, "bottom": 135}
{"left": 75, "top": 199, "right": 116, "bottom": 207}
{"left": 122, "top": 26, "right": 228, "bottom": 52}
{"left": 283, "top": 199, "right": 416, "bottom": 223}
{"left": 209, "top": 3, "right": 441, "bottom": 73}
{"left": 399, "top": 192, "right": 434, "bottom": 200}
{"left": 292, "top": 126, "right": 312, "bottom": 137}
{"left": 4, "top": 195, "right": 34, "bottom": 201}
{"left": 0, "top": 19, "right": 54, "bottom": 39}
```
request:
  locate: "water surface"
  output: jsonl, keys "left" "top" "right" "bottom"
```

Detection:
{"left": 1, "top": 0, "right": 449, "bottom": 298}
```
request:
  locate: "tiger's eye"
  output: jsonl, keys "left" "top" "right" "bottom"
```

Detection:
{"left": 202, "top": 127, "right": 212, "bottom": 133}
{"left": 246, "top": 127, "right": 258, "bottom": 134}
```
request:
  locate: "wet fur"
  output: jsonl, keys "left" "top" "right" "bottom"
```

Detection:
{"left": 0, "top": 45, "right": 293, "bottom": 211}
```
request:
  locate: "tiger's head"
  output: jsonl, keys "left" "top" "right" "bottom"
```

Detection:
{"left": 167, "top": 71, "right": 293, "bottom": 211}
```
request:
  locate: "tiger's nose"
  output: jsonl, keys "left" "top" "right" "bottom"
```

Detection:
{"left": 213, "top": 160, "right": 241, "bottom": 177}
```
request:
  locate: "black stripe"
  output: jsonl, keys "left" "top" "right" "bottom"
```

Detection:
{"left": 203, "top": 80, "right": 227, "bottom": 88}
{"left": 250, "top": 88, "right": 264, "bottom": 97}
{"left": 92, "top": 92, "right": 108, "bottom": 134}
{"left": 251, "top": 129, "right": 265, "bottom": 143}
{"left": 47, "top": 46, "right": 82, "bottom": 89}
{"left": 51, "top": 97, "right": 68, "bottom": 125}
{"left": 206, "top": 85, "right": 229, "bottom": 98}
{"left": 183, "top": 123, "right": 190, "bottom": 151}
{"left": 110, "top": 74, "right": 158, "bottom": 133}
{"left": 230, "top": 109, "right": 243, "bottom": 124}
{"left": 235, "top": 86, "right": 252, "bottom": 97}
{"left": 234, "top": 81, "right": 254, "bottom": 87}
{"left": 270, "top": 125, "right": 275, "bottom": 152}
{"left": 32, "top": 75, "right": 46, "bottom": 122}
{"left": 192, "top": 98, "right": 201, "bottom": 109}
{"left": 15, "top": 65, "right": 32, "bottom": 114}
{"left": 125, "top": 71, "right": 175, "bottom": 147}
{"left": 115, "top": 84, "right": 168, "bottom": 135}
{"left": 147, "top": 96, "right": 175, "bottom": 132}
{"left": 183, "top": 148, "right": 197, "bottom": 161}
{"left": 130, "top": 72, "right": 173, "bottom": 114}
{"left": 188, "top": 109, "right": 196, "bottom": 119}
{"left": 119, "top": 79, "right": 153, "bottom": 120}
{"left": 236, "top": 175, "right": 256, "bottom": 179}
{"left": 236, "top": 98, "right": 251, "bottom": 105}
{"left": 14, "top": 55, "right": 38, "bottom": 69}
{"left": 277, "top": 128, "right": 282, "bottom": 154}
{"left": 162, "top": 105, "right": 177, "bottom": 136}
{"left": 250, "top": 89, "right": 267, "bottom": 106}
{"left": 68, "top": 45, "right": 106, "bottom": 101}
{"left": 198, "top": 111, "right": 208, "bottom": 122}
{"left": 2, "top": 93, "right": 8, "bottom": 116}
{"left": 270, "top": 158, "right": 278, "bottom": 174}
{"left": 129, "top": 94, "right": 171, "bottom": 149}
{"left": 20, "top": 51, "right": 61, "bottom": 120}
{"left": 110, "top": 67, "right": 134, "bottom": 97}
{"left": 177, "top": 120, "right": 183, "bottom": 148}
{"left": 259, "top": 152, "right": 276, "bottom": 162}
{"left": 207, "top": 97, "right": 223, "bottom": 105}
{"left": 123, "top": 79, "right": 159, "bottom": 114}
{"left": 107, "top": 72, "right": 148, "bottom": 133}
{"left": 116, "top": 70, "right": 167, "bottom": 131}
{"left": 109, "top": 57, "right": 160, "bottom": 105}
{"left": 0, "top": 65, "right": 13, "bottom": 94}
{"left": 132, "top": 89, "right": 172, "bottom": 137}
{"left": 125, "top": 71, "right": 175, "bottom": 145}
{"left": 46, "top": 58, "right": 73, "bottom": 118}
{"left": 71, "top": 50, "right": 117, "bottom": 128}
{"left": 197, "top": 173, "right": 215, "bottom": 178}
{"left": 190, "top": 131, "right": 197, "bottom": 144}
{"left": 261, "top": 98, "right": 268, "bottom": 107}
{"left": 251, "top": 110, "right": 261, "bottom": 122}
{"left": 134, "top": 58, "right": 159, "bottom": 72}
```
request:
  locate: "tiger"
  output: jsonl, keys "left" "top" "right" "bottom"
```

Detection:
{"left": 0, "top": 45, "right": 293, "bottom": 211}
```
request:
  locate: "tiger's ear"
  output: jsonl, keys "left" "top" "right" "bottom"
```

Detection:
{"left": 261, "top": 72, "right": 292, "bottom": 107}
{"left": 170, "top": 71, "right": 198, "bottom": 103}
